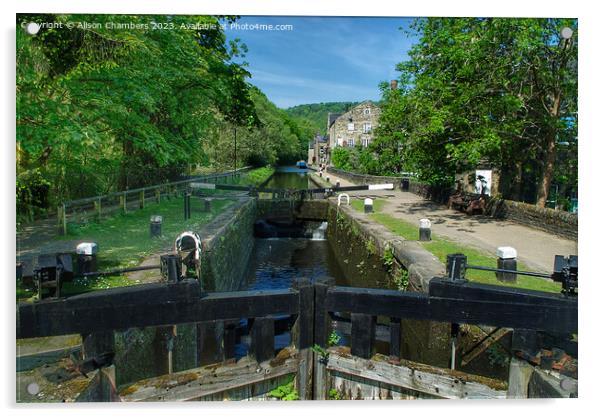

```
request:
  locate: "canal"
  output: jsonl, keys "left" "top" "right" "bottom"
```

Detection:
{"left": 233, "top": 166, "right": 392, "bottom": 356}
{"left": 262, "top": 165, "right": 313, "bottom": 190}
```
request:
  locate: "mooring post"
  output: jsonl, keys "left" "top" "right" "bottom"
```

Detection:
{"left": 292, "top": 278, "right": 315, "bottom": 400}
{"left": 364, "top": 198, "right": 374, "bottom": 213}
{"left": 419, "top": 218, "right": 432, "bottom": 241}
{"left": 496, "top": 246, "right": 518, "bottom": 283}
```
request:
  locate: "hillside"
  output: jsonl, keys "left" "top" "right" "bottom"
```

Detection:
{"left": 285, "top": 102, "right": 360, "bottom": 135}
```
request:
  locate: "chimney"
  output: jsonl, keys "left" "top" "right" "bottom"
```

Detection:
{"left": 390, "top": 79, "right": 398, "bottom": 90}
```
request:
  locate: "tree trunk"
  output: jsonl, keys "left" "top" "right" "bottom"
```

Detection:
{"left": 536, "top": 93, "right": 561, "bottom": 208}
{"left": 536, "top": 135, "right": 556, "bottom": 207}
{"left": 509, "top": 160, "right": 523, "bottom": 201}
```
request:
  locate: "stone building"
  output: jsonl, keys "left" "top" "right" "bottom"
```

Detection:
{"left": 308, "top": 134, "right": 328, "bottom": 165}
{"left": 327, "top": 101, "right": 381, "bottom": 159}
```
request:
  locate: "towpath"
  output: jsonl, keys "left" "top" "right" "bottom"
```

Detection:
{"left": 320, "top": 169, "right": 577, "bottom": 273}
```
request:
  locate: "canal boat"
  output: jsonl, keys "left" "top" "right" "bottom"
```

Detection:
{"left": 296, "top": 160, "right": 307, "bottom": 169}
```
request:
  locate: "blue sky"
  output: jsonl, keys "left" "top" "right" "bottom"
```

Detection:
{"left": 224, "top": 16, "right": 416, "bottom": 108}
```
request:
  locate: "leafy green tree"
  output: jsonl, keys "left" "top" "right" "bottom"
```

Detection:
{"left": 374, "top": 18, "right": 577, "bottom": 204}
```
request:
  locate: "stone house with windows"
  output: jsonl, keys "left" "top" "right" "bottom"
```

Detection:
{"left": 327, "top": 101, "right": 381, "bottom": 163}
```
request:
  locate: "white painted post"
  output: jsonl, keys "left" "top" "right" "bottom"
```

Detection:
{"left": 419, "top": 218, "right": 432, "bottom": 241}
{"left": 496, "top": 246, "right": 517, "bottom": 283}
{"left": 364, "top": 198, "right": 374, "bottom": 213}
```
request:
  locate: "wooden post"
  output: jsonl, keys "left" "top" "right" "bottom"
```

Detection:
{"left": 155, "top": 188, "right": 161, "bottom": 204}
{"left": 57, "top": 203, "right": 67, "bottom": 235}
{"left": 389, "top": 317, "right": 402, "bottom": 360}
{"left": 293, "top": 278, "right": 314, "bottom": 400}
{"left": 139, "top": 190, "right": 145, "bottom": 209}
{"left": 94, "top": 198, "right": 102, "bottom": 222}
{"left": 81, "top": 331, "right": 115, "bottom": 360}
{"left": 120, "top": 193, "right": 127, "bottom": 214}
{"left": 196, "top": 321, "right": 224, "bottom": 366}
{"left": 507, "top": 357, "right": 534, "bottom": 399}
{"left": 223, "top": 321, "right": 237, "bottom": 361}
{"left": 351, "top": 313, "right": 375, "bottom": 359}
{"left": 249, "top": 317, "right": 274, "bottom": 363}
{"left": 313, "top": 277, "right": 333, "bottom": 400}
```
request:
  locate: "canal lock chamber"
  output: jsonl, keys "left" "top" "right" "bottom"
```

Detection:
{"left": 112, "top": 168, "right": 510, "bottom": 388}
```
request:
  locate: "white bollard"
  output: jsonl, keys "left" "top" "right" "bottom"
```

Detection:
{"left": 496, "top": 246, "right": 517, "bottom": 282}
{"left": 419, "top": 218, "right": 431, "bottom": 241}
{"left": 364, "top": 198, "right": 374, "bottom": 213}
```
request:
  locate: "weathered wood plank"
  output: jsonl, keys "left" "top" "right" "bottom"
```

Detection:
{"left": 120, "top": 353, "right": 299, "bottom": 401}
{"left": 428, "top": 278, "right": 575, "bottom": 308}
{"left": 17, "top": 282, "right": 299, "bottom": 339}
{"left": 461, "top": 327, "right": 510, "bottom": 367}
{"left": 326, "top": 286, "right": 577, "bottom": 334}
{"left": 326, "top": 348, "right": 507, "bottom": 399}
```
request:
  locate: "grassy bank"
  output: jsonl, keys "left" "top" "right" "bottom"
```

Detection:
{"left": 18, "top": 196, "right": 233, "bottom": 300}
{"left": 240, "top": 166, "right": 275, "bottom": 186}
{"left": 351, "top": 199, "right": 561, "bottom": 293}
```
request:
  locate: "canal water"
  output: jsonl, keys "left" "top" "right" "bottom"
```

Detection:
{"left": 262, "top": 165, "right": 312, "bottom": 190}
{"left": 234, "top": 166, "right": 392, "bottom": 356}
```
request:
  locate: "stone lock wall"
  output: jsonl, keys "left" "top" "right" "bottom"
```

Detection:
{"left": 325, "top": 201, "right": 451, "bottom": 368}
{"left": 200, "top": 198, "right": 257, "bottom": 292}
{"left": 114, "top": 199, "right": 257, "bottom": 387}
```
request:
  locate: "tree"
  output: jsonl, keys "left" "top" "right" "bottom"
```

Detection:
{"left": 374, "top": 18, "right": 577, "bottom": 204}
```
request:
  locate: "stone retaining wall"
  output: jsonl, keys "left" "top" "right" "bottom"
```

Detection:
{"left": 488, "top": 198, "right": 578, "bottom": 241}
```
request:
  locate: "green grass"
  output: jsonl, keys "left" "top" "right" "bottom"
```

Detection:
{"left": 17, "top": 196, "right": 233, "bottom": 301}
{"left": 240, "top": 166, "right": 275, "bottom": 186}
{"left": 351, "top": 200, "right": 562, "bottom": 293}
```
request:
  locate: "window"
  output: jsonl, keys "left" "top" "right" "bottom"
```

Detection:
{"left": 362, "top": 137, "right": 369, "bottom": 147}
{"left": 348, "top": 138, "right": 355, "bottom": 147}
{"left": 347, "top": 123, "right": 354, "bottom": 131}
{"left": 363, "top": 123, "right": 372, "bottom": 133}
{"left": 364, "top": 108, "right": 371, "bottom": 115}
